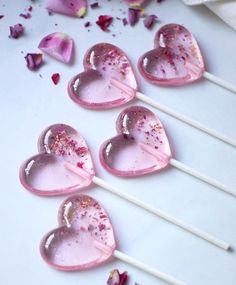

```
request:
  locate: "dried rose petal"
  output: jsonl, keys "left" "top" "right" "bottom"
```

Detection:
{"left": 122, "top": 18, "right": 128, "bottom": 26}
{"left": 9, "top": 23, "right": 24, "bottom": 39}
{"left": 107, "top": 269, "right": 128, "bottom": 285}
{"left": 143, "top": 14, "right": 157, "bottom": 29}
{"left": 51, "top": 73, "right": 60, "bottom": 84}
{"left": 38, "top": 32, "right": 73, "bottom": 63}
{"left": 0, "top": 15, "right": 4, "bottom": 19}
{"left": 128, "top": 8, "right": 141, "bottom": 26}
{"left": 96, "top": 15, "right": 113, "bottom": 31}
{"left": 90, "top": 2, "right": 99, "bottom": 9}
{"left": 46, "top": 0, "right": 87, "bottom": 18}
{"left": 19, "top": 13, "right": 31, "bottom": 19}
{"left": 25, "top": 53, "right": 43, "bottom": 70}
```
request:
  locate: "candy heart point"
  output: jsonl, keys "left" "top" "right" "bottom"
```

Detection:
{"left": 20, "top": 124, "right": 94, "bottom": 196}
{"left": 100, "top": 106, "right": 171, "bottom": 177}
{"left": 68, "top": 43, "right": 137, "bottom": 109}
{"left": 138, "top": 24, "right": 205, "bottom": 86}
{"left": 40, "top": 195, "right": 116, "bottom": 270}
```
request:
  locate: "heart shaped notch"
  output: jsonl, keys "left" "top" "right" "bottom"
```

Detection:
{"left": 40, "top": 195, "right": 116, "bottom": 270}
{"left": 100, "top": 106, "right": 172, "bottom": 177}
{"left": 138, "top": 24, "right": 205, "bottom": 86}
{"left": 19, "top": 124, "right": 95, "bottom": 196}
{"left": 68, "top": 43, "right": 137, "bottom": 109}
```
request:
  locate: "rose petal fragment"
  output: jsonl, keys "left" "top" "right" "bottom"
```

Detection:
{"left": 143, "top": 14, "right": 157, "bottom": 29}
{"left": 38, "top": 32, "right": 73, "bottom": 63}
{"left": 25, "top": 53, "right": 43, "bottom": 70}
{"left": 9, "top": 23, "right": 24, "bottom": 39}
{"left": 107, "top": 269, "right": 128, "bottom": 285}
{"left": 51, "top": 73, "right": 60, "bottom": 85}
{"left": 45, "top": 0, "right": 87, "bottom": 17}
{"left": 96, "top": 15, "right": 113, "bottom": 31}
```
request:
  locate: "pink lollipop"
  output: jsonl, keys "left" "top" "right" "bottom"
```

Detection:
{"left": 19, "top": 124, "right": 229, "bottom": 250}
{"left": 138, "top": 23, "right": 236, "bottom": 92}
{"left": 68, "top": 43, "right": 236, "bottom": 148}
{"left": 40, "top": 194, "right": 187, "bottom": 285}
{"left": 99, "top": 105, "right": 236, "bottom": 196}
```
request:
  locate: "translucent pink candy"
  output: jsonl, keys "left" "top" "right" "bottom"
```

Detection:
{"left": 38, "top": 32, "right": 73, "bottom": 63}
{"left": 46, "top": 0, "right": 87, "bottom": 17}
{"left": 100, "top": 106, "right": 172, "bottom": 177}
{"left": 68, "top": 43, "right": 137, "bottom": 109}
{"left": 19, "top": 124, "right": 94, "bottom": 196}
{"left": 40, "top": 195, "right": 116, "bottom": 270}
{"left": 138, "top": 24, "right": 205, "bottom": 86}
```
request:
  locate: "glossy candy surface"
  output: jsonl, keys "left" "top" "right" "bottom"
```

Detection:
{"left": 40, "top": 195, "right": 116, "bottom": 270}
{"left": 68, "top": 43, "right": 137, "bottom": 109}
{"left": 19, "top": 124, "right": 94, "bottom": 196}
{"left": 100, "top": 106, "right": 172, "bottom": 177}
{"left": 138, "top": 24, "right": 205, "bottom": 86}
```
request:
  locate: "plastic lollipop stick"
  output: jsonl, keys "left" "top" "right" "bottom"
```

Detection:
{"left": 110, "top": 78, "right": 236, "bottom": 148}
{"left": 40, "top": 195, "right": 187, "bottom": 285}
{"left": 203, "top": 71, "right": 236, "bottom": 94}
{"left": 19, "top": 124, "right": 230, "bottom": 250}
{"left": 138, "top": 23, "right": 236, "bottom": 95}
{"left": 99, "top": 105, "right": 236, "bottom": 199}
{"left": 68, "top": 43, "right": 236, "bottom": 148}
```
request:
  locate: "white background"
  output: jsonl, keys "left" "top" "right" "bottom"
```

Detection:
{"left": 1, "top": 0, "right": 236, "bottom": 284}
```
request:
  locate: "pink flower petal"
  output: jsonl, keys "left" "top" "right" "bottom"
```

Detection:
{"left": 38, "top": 32, "right": 73, "bottom": 63}
{"left": 25, "top": 53, "right": 43, "bottom": 70}
{"left": 45, "top": 0, "right": 87, "bottom": 18}
{"left": 124, "top": 0, "right": 147, "bottom": 6}
{"left": 143, "top": 14, "right": 157, "bottom": 29}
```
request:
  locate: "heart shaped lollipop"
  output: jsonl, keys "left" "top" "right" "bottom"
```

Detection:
{"left": 138, "top": 24, "right": 205, "bottom": 86}
{"left": 40, "top": 194, "right": 188, "bottom": 285}
{"left": 40, "top": 195, "right": 115, "bottom": 270}
{"left": 100, "top": 106, "right": 172, "bottom": 177}
{"left": 68, "top": 43, "right": 137, "bottom": 109}
{"left": 19, "top": 124, "right": 94, "bottom": 196}
{"left": 138, "top": 23, "right": 236, "bottom": 92}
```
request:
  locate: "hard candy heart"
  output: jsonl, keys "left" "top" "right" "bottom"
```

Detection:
{"left": 40, "top": 195, "right": 116, "bottom": 270}
{"left": 68, "top": 43, "right": 137, "bottom": 109}
{"left": 19, "top": 124, "right": 94, "bottom": 196}
{"left": 100, "top": 106, "right": 172, "bottom": 177}
{"left": 138, "top": 24, "right": 205, "bottom": 86}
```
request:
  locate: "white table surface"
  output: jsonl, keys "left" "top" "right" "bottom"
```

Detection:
{"left": 1, "top": 1, "right": 236, "bottom": 284}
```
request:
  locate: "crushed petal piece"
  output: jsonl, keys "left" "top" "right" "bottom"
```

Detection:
{"left": 9, "top": 23, "right": 24, "bottom": 39}
{"left": 51, "top": 73, "right": 60, "bottom": 85}
{"left": 143, "top": 14, "right": 157, "bottom": 29}
{"left": 107, "top": 269, "right": 128, "bottom": 285}
{"left": 96, "top": 15, "right": 113, "bottom": 31}
{"left": 25, "top": 53, "right": 43, "bottom": 71}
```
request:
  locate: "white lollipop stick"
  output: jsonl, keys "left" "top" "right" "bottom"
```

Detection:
{"left": 64, "top": 162, "right": 230, "bottom": 251}
{"left": 94, "top": 240, "right": 188, "bottom": 285}
{"left": 113, "top": 250, "right": 187, "bottom": 285}
{"left": 110, "top": 78, "right": 236, "bottom": 148}
{"left": 203, "top": 71, "right": 236, "bottom": 94}
{"left": 140, "top": 143, "right": 236, "bottom": 198}
{"left": 170, "top": 158, "right": 236, "bottom": 197}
